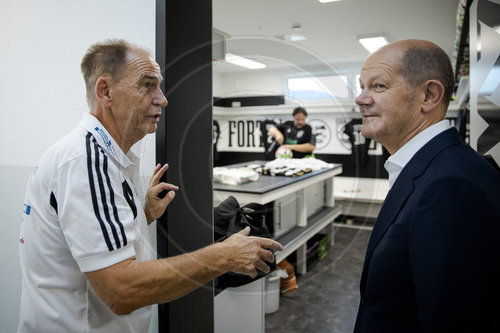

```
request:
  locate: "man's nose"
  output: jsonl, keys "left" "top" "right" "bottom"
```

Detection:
{"left": 355, "top": 89, "right": 372, "bottom": 106}
{"left": 154, "top": 89, "right": 168, "bottom": 108}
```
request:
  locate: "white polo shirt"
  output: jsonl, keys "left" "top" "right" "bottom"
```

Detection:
{"left": 18, "top": 113, "right": 154, "bottom": 333}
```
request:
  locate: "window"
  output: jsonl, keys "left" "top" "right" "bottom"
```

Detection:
{"left": 284, "top": 72, "right": 366, "bottom": 105}
{"left": 287, "top": 75, "right": 349, "bottom": 101}
{"left": 355, "top": 74, "right": 361, "bottom": 97}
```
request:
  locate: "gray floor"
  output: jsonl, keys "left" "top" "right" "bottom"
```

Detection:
{"left": 265, "top": 224, "right": 372, "bottom": 333}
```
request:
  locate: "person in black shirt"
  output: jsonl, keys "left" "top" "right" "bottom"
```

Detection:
{"left": 268, "top": 107, "right": 316, "bottom": 158}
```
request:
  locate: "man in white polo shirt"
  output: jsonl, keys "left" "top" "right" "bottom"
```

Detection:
{"left": 353, "top": 39, "right": 500, "bottom": 332}
{"left": 18, "top": 39, "right": 282, "bottom": 332}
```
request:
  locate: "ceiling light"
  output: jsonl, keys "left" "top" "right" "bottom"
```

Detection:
{"left": 358, "top": 36, "right": 388, "bottom": 53}
{"left": 318, "top": 0, "right": 342, "bottom": 3}
{"left": 284, "top": 25, "right": 307, "bottom": 42}
{"left": 225, "top": 53, "right": 266, "bottom": 69}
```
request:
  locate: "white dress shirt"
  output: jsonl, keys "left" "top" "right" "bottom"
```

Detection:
{"left": 384, "top": 120, "right": 451, "bottom": 188}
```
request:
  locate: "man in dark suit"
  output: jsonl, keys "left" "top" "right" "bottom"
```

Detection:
{"left": 354, "top": 39, "right": 500, "bottom": 332}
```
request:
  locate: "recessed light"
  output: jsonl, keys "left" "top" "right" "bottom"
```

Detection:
{"left": 284, "top": 24, "right": 307, "bottom": 42}
{"left": 358, "top": 36, "right": 388, "bottom": 53}
{"left": 318, "top": 0, "right": 341, "bottom": 3}
{"left": 225, "top": 53, "right": 266, "bottom": 70}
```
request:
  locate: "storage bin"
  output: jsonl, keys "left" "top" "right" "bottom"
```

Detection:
{"left": 304, "top": 181, "right": 326, "bottom": 217}
{"left": 265, "top": 271, "right": 281, "bottom": 314}
{"left": 306, "top": 233, "right": 331, "bottom": 271}
{"left": 272, "top": 192, "right": 298, "bottom": 237}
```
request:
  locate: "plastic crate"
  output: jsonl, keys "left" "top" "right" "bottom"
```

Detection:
{"left": 306, "top": 233, "right": 330, "bottom": 271}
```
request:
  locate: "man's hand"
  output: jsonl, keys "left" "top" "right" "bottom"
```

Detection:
{"left": 221, "top": 227, "right": 283, "bottom": 278}
{"left": 144, "top": 163, "right": 179, "bottom": 223}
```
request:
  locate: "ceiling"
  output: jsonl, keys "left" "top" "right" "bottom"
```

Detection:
{"left": 213, "top": 0, "right": 460, "bottom": 73}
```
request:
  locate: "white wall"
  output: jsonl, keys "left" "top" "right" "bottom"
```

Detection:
{"left": 213, "top": 70, "right": 225, "bottom": 96}
{"left": 0, "top": 1, "right": 156, "bottom": 331}
{"left": 213, "top": 69, "right": 285, "bottom": 97}
{"left": 212, "top": 62, "right": 363, "bottom": 102}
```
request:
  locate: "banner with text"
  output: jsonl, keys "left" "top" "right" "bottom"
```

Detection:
{"left": 213, "top": 114, "right": 383, "bottom": 155}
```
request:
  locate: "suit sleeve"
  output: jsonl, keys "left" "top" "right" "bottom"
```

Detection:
{"left": 408, "top": 176, "right": 500, "bottom": 332}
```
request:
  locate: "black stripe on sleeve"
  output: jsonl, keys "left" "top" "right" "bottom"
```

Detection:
{"left": 86, "top": 133, "right": 113, "bottom": 251}
{"left": 92, "top": 138, "right": 122, "bottom": 249}
{"left": 102, "top": 153, "right": 128, "bottom": 247}
{"left": 122, "top": 181, "right": 138, "bottom": 220}
{"left": 50, "top": 192, "right": 58, "bottom": 214}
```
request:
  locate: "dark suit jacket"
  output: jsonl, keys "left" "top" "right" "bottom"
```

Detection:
{"left": 354, "top": 128, "right": 500, "bottom": 332}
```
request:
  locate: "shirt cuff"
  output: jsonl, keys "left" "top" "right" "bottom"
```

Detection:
{"left": 77, "top": 245, "right": 136, "bottom": 272}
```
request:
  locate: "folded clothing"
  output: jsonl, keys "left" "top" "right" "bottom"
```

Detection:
{"left": 246, "top": 157, "right": 334, "bottom": 177}
{"left": 213, "top": 167, "right": 259, "bottom": 185}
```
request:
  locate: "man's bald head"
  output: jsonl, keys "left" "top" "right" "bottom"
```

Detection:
{"left": 372, "top": 39, "right": 455, "bottom": 111}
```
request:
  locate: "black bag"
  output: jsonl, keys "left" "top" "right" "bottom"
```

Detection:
{"left": 214, "top": 196, "right": 271, "bottom": 240}
{"left": 214, "top": 196, "right": 276, "bottom": 289}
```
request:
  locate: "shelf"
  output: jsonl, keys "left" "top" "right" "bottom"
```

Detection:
{"left": 452, "top": 0, "right": 473, "bottom": 83}
{"left": 450, "top": 75, "right": 470, "bottom": 110}
{"left": 275, "top": 205, "right": 342, "bottom": 263}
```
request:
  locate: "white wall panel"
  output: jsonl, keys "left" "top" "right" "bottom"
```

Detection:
{"left": 0, "top": 1, "right": 156, "bottom": 331}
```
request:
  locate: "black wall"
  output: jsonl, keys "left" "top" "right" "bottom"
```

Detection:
{"left": 156, "top": 0, "right": 213, "bottom": 332}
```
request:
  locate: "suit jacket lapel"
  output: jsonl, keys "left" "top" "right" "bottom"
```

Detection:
{"left": 359, "top": 128, "right": 463, "bottom": 295}
{"left": 365, "top": 175, "right": 413, "bottom": 260}
{"left": 359, "top": 173, "right": 414, "bottom": 294}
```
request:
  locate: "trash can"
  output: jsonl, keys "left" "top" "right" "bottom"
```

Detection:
{"left": 265, "top": 271, "right": 281, "bottom": 314}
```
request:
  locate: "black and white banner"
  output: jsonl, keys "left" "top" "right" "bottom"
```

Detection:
{"left": 213, "top": 114, "right": 383, "bottom": 155}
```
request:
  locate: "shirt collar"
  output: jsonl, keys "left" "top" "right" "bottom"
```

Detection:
{"left": 384, "top": 119, "right": 451, "bottom": 188}
{"left": 79, "top": 113, "right": 137, "bottom": 169}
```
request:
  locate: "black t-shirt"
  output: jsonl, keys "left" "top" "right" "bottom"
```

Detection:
{"left": 276, "top": 121, "right": 316, "bottom": 158}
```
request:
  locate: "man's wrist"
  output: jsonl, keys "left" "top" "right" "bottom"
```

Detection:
{"left": 144, "top": 206, "right": 153, "bottom": 223}
{"left": 210, "top": 242, "right": 231, "bottom": 272}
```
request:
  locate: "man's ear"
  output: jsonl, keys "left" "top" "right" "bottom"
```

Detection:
{"left": 95, "top": 77, "right": 112, "bottom": 108}
{"left": 421, "top": 80, "right": 445, "bottom": 113}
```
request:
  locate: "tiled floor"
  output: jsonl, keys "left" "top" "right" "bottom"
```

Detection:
{"left": 265, "top": 225, "right": 372, "bottom": 333}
